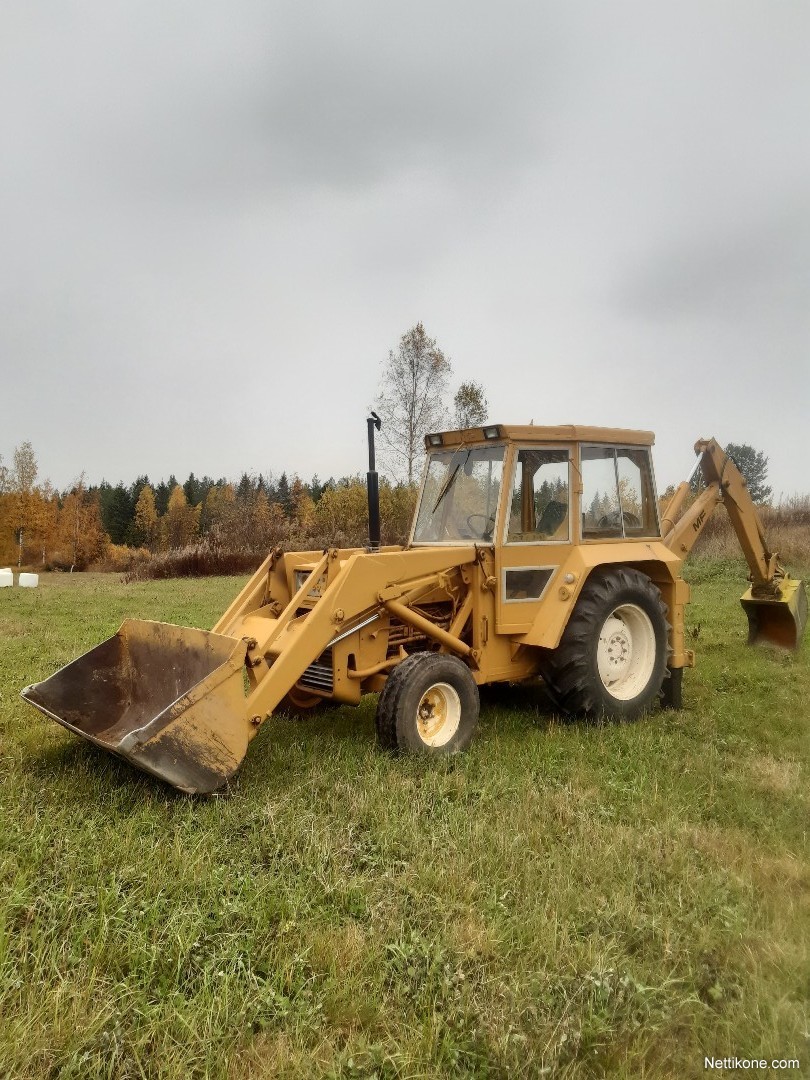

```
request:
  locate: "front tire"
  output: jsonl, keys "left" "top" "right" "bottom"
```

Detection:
{"left": 542, "top": 567, "right": 669, "bottom": 719}
{"left": 375, "top": 653, "right": 479, "bottom": 754}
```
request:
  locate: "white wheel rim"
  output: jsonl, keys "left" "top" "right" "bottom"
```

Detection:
{"left": 596, "top": 603, "right": 656, "bottom": 701}
{"left": 416, "top": 682, "right": 462, "bottom": 747}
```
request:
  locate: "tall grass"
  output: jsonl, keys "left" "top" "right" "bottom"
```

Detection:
{"left": 693, "top": 495, "right": 810, "bottom": 566}
{"left": 122, "top": 528, "right": 398, "bottom": 582}
{"left": 123, "top": 542, "right": 269, "bottom": 581}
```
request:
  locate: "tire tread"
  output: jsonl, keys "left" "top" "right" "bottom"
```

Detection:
{"left": 375, "top": 653, "right": 422, "bottom": 749}
{"left": 543, "top": 567, "right": 669, "bottom": 719}
{"left": 375, "top": 652, "right": 479, "bottom": 753}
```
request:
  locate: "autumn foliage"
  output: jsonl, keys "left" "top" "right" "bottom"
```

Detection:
{"left": 0, "top": 445, "right": 107, "bottom": 570}
{"left": 0, "top": 441, "right": 418, "bottom": 577}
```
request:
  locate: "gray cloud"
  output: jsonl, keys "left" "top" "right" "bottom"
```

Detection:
{"left": 5, "top": 3, "right": 554, "bottom": 203}
{"left": 1, "top": 1, "right": 808, "bottom": 496}
{"left": 616, "top": 201, "right": 810, "bottom": 322}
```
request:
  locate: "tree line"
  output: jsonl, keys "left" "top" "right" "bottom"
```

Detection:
{"left": 0, "top": 439, "right": 776, "bottom": 574}
{"left": 0, "top": 442, "right": 420, "bottom": 570}
{"left": 97, "top": 470, "right": 328, "bottom": 548}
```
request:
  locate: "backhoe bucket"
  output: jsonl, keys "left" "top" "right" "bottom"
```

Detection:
{"left": 740, "top": 577, "right": 807, "bottom": 651}
{"left": 21, "top": 620, "right": 249, "bottom": 794}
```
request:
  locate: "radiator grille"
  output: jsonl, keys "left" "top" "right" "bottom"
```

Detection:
{"left": 298, "top": 648, "right": 333, "bottom": 692}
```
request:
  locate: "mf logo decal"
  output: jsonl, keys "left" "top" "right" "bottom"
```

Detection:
{"left": 693, "top": 509, "right": 706, "bottom": 532}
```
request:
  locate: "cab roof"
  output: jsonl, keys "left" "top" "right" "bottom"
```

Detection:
{"left": 425, "top": 424, "right": 655, "bottom": 448}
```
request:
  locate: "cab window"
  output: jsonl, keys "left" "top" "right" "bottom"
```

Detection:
{"left": 581, "top": 445, "right": 659, "bottom": 538}
{"left": 412, "top": 446, "right": 504, "bottom": 543}
{"left": 506, "top": 448, "right": 570, "bottom": 543}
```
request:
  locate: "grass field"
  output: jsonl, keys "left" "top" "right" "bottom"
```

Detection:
{"left": 1, "top": 563, "right": 808, "bottom": 1079}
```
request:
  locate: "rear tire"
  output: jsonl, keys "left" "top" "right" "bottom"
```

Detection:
{"left": 541, "top": 567, "right": 668, "bottom": 719}
{"left": 375, "top": 653, "right": 479, "bottom": 754}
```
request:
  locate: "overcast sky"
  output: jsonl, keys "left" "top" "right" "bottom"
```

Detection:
{"left": 1, "top": 1, "right": 808, "bottom": 496}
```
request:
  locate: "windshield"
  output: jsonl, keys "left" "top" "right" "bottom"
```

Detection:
{"left": 412, "top": 446, "right": 504, "bottom": 543}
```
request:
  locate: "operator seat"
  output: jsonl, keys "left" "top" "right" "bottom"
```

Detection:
{"left": 536, "top": 500, "right": 568, "bottom": 538}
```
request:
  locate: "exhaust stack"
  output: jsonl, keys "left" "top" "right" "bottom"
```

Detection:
{"left": 367, "top": 412, "right": 381, "bottom": 550}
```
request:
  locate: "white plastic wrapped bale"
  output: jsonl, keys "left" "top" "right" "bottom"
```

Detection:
{"left": 18, "top": 573, "right": 39, "bottom": 588}
{"left": 0, "top": 568, "right": 12, "bottom": 588}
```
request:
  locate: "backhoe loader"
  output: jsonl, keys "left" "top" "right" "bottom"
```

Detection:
{"left": 22, "top": 425, "right": 807, "bottom": 794}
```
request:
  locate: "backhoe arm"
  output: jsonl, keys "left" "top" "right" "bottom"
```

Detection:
{"left": 693, "top": 438, "right": 779, "bottom": 590}
{"left": 664, "top": 439, "right": 778, "bottom": 589}
{"left": 663, "top": 438, "right": 806, "bottom": 650}
{"left": 661, "top": 481, "right": 722, "bottom": 562}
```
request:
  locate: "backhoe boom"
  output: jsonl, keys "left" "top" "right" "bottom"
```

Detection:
{"left": 663, "top": 438, "right": 806, "bottom": 648}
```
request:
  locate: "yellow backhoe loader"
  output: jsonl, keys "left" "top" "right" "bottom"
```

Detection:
{"left": 22, "top": 424, "right": 806, "bottom": 794}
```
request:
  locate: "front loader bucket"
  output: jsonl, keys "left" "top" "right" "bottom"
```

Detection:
{"left": 740, "top": 577, "right": 808, "bottom": 651}
{"left": 22, "top": 620, "right": 249, "bottom": 794}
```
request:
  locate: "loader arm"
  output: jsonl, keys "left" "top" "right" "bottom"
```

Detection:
{"left": 21, "top": 545, "right": 479, "bottom": 793}
{"left": 233, "top": 546, "right": 479, "bottom": 722}
{"left": 662, "top": 438, "right": 806, "bottom": 649}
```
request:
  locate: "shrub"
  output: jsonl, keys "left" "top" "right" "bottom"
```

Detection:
{"left": 125, "top": 484, "right": 418, "bottom": 582}
{"left": 90, "top": 543, "right": 152, "bottom": 574}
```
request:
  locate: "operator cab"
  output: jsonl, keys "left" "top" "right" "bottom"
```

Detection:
{"left": 409, "top": 424, "right": 660, "bottom": 549}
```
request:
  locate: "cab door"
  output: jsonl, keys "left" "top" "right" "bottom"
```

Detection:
{"left": 495, "top": 445, "right": 574, "bottom": 636}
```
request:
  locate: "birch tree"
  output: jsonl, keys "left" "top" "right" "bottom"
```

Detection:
{"left": 11, "top": 441, "right": 38, "bottom": 566}
{"left": 374, "top": 323, "right": 452, "bottom": 484}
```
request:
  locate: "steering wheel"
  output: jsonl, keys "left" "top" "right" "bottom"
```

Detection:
{"left": 598, "top": 510, "right": 641, "bottom": 529}
{"left": 466, "top": 513, "right": 496, "bottom": 540}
